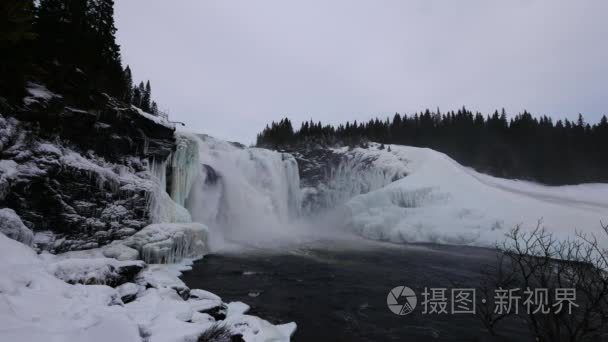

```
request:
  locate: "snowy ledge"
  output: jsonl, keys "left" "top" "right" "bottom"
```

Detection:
{"left": 0, "top": 225, "right": 296, "bottom": 342}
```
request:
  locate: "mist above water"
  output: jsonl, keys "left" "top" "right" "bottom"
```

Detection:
{"left": 180, "top": 133, "right": 345, "bottom": 251}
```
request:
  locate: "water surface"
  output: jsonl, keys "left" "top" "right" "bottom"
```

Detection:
{"left": 181, "top": 239, "right": 530, "bottom": 341}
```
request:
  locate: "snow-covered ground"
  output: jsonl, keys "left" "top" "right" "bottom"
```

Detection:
{"left": 341, "top": 143, "right": 608, "bottom": 247}
{"left": 0, "top": 227, "right": 296, "bottom": 342}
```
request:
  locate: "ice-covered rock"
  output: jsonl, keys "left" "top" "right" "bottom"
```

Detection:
{"left": 0, "top": 208, "right": 34, "bottom": 246}
{"left": 190, "top": 288, "right": 222, "bottom": 301}
{"left": 48, "top": 257, "right": 145, "bottom": 287}
{"left": 102, "top": 243, "right": 140, "bottom": 261}
{"left": 125, "top": 223, "right": 209, "bottom": 264}
{"left": 116, "top": 282, "right": 140, "bottom": 303}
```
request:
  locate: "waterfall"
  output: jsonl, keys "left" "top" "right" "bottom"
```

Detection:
{"left": 147, "top": 132, "right": 302, "bottom": 249}
{"left": 185, "top": 134, "right": 302, "bottom": 245}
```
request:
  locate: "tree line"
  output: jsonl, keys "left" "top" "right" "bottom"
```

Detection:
{"left": 257, "top": 108, "right": 608, "bottom": 185}
{"left": 1, "top": 0, "right": 161, "bottom": 114}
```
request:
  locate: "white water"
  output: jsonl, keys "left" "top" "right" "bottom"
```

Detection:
{"left": 184, "top": 134, "right": 303, "bottom": 248}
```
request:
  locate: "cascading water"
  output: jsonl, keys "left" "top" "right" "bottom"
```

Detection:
{"left": 184, "top": 134, "right": 302, "bottom": 247}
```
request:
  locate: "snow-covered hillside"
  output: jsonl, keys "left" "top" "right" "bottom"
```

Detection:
{"left": 339, "top": 143, "right": 608, "bottom": 247}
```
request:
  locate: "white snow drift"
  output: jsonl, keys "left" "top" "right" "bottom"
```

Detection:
{"left": 342, "top": 143, "right": 608, "bottom": 247}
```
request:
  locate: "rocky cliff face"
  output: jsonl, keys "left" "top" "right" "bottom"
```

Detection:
{"left": 0, "top": 83, "right": 176, "bottom": 252}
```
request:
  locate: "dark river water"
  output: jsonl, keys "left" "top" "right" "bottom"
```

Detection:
{"left": 181, "top": 238, "right": 531, "bottom": 342}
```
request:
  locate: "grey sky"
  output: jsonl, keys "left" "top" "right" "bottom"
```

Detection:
{"left": 115, "top": 1, "right": 608, "bottom": 144}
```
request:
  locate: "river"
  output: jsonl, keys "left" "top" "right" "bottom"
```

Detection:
{"left": 181, "top": 238, "right": 531, "bottom": 341}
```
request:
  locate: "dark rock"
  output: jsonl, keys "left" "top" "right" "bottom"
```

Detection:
{"left": 230, "top": 334, "right": 245, "bottom": 342}
{"left": 174, "top": 286, "right": 191, "bottom": 300}
{"left": 202, "top": 164, "right": 220, "bottom": 185}
{"left": 199, "top": 304, "right": 228, "bottom": 321}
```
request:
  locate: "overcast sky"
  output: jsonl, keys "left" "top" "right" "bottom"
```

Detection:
{"left": 115, "top": 1, "right": 608, "bottom": 144}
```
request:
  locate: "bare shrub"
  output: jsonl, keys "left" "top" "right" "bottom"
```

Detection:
{"left": 197, "top": 323, "right": 233, "bottom": 342}
{"left": 477, "top": 221, "right": 608, "bottom": 341}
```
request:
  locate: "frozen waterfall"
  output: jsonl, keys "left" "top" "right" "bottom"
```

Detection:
{"left": 141, "top": 132, "right": 209, "bottom": 263}
{"left": 148, "top": 132, "right": 202, "bottom": 224}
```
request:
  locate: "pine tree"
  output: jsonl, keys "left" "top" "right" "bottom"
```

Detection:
{"left": 150, "top": 101, "right": 158, "bottom": 115}
{"left": 255, "top": 110, "right": 608, "bottom": 184}
{"left": 136, "top": 81, "right": 145, "bottom": 108}
{"left": 141, "top": 80, "right": 151, "bottom": 112}
{"left": 132, "top": 84, "right": 141, "bottom": 107}
{"left": 35, "top": 0, "right": 125, "bottom": 97}
{"left": 123, "top": 65, "right": 133, "bottom": 103}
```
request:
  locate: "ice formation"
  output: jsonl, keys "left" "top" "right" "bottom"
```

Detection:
{"left": 341, "top": 143, "right": 608, "bottom": 247}
{"left": 125, "top": 223, "right": 209, "bottom": 264}
{"left": 168, "top": 132, "right": 201, "bottom": 206}
{"left": 301, "top": 146, "right": 407, "bottom": 214}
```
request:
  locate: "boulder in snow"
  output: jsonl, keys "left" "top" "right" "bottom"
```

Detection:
{"left": 0, "top": 208, "right": 34, "bottom": 246}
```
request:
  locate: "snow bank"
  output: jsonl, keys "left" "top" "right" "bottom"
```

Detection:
{"left": 343, "top": 143, "right": 608, "bottom": 247}
{"left": 0, "top": 231, "right": 296, "bottom": 342}
{"left": 0, "top": 208, "right": 34, "bottom": 246}
{"left": 125, "top": 223, "right": 209, "bottom": 264}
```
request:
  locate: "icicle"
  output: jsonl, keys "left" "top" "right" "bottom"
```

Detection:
{"left": 167, "top": 132, "right": 201, "bottom": 206}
